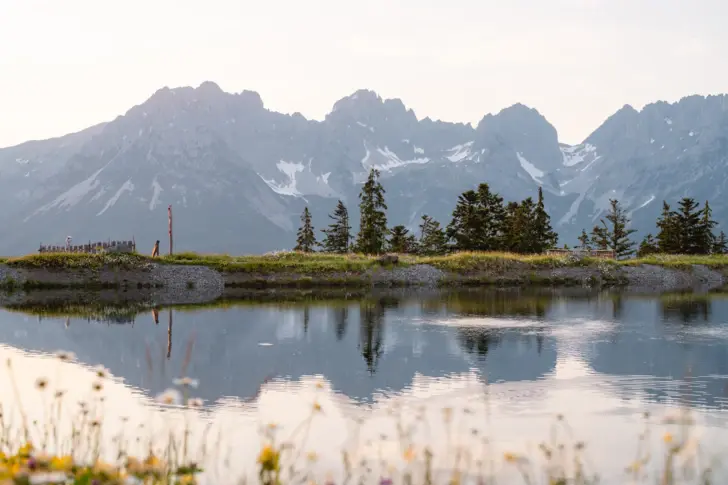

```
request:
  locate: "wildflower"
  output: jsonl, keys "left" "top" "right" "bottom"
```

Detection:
{"left": 312, "top": 401, "right": 322, "bottom": 413}
{"left": 53, "top": 351, "right": 76, "bottom": 362}
{"left": 503, "top": 452, "right": 518, "bottom": 463}
{"left": 173, "top": 377, "right": 199, "bottom": 388}
{"left": 403, "top": 445, "right": 416, "bottom": 463}
{"left": 54, "top": 390, "right": 66, "bottom": 399}
{"left": 35, "top": 377, "right": 48, "bottom": 391}
{"left": 186, "top": 398, "right": 204, "bottom": 408}
{"left": 306, "top": 451, "right": 318, "bottom": 462}
{"left": 50, "top": 455, "right": 74, "bottom": 471}
{"left": 92, "top": 381, "right": 104, "bottom": 392}
{"left": 155, "top": 388, "right": 182, "bottom": 406}
{"left": 257, "top": 445, "right": 280, "bottom": 472}
{"left": 663, "top": 432, "right": 673, "bottom": 443}
{"left": 380, "top": 478, "right": 393, "bottom": 485}
{"left": 93, "top": 365, "right": 110, "bottom": 378}
{"left": 315, "top": 381, "right": 324, "bottom": 389}
{"left": 90, "top": 419, "right": 101, "bottom": 427}
{"left": 267, "top": 422, "right": 278, "bottom": 430}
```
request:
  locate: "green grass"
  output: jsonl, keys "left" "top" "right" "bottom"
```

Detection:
{"left": 4, "top": 250, "right": 728, "bottom": 279}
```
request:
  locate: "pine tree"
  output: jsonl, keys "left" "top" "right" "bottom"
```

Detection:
{"left": 674, "top": 197, "right": 702, "bottom": 254}
{"left": 590, "top": 225, "right": 609, "bottom": 250}
{"left": 531, "top": 187, "right": 558, "bottom": 253}
{"left": 656, "top": 201, "right": 679, "bottom": 253}
{"left": 713, "top": 231, "right": 728, "bottom": 255}
{"left": 294, "top": 206, "right": 317, "bottom": 252}
{"left": 577, "top": 229, "right": 592, "bottom": 251}
{"left": 320, "top": 200, "right": 351, "bottom": 253}
{"left": 475, "top": 183, "right": 506, "bottom": 250}
{"left": 696, "top": 200, "right": 717, "bottom": 254}
{"left": 418, "top": 215, "right": 448, "bottom": 255}
{"left": 503, "top": 199, "right": 535, "bottom": 253}
{"left": 355, "top": 169, "right": 388, "bottom": 254}
{"left": 446, "top": 190, "right": 481, "bottom": 251}
{"left": 601, "top": 199, "right": 636, "bottom": 259}
{"left": 637, "top": 234, "right": 659, "bottom": 257}
{"left": 388, "top": 225, "right": 416, "bottom": 253}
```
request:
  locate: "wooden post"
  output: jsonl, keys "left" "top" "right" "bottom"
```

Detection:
{"left": 168, "top": 205, "right": 173, "bottom": 256}
{"left": 167, "top": 310, "right": 173, "bottom": 359}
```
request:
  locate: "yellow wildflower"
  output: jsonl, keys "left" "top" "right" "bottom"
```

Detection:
{"left": 503, "top": 452, "right": 517, "bottom": 463}
{"left": 50, "top": 455, "right": 74, "bottom": 471}
{"left": 306, "top": 451, "right": 318, "bottom": 462}
{"left": 257, "top": 445, "right": 280, "bottom": 472}
{"left": 403, "top": 445, "right": 416, "bottom": 463}
{"left": 18, "top": 443, "right": 33, "bottom": 457}
{"left": 663, "top": 432, "right": 673, "bottom": 444}
{"left": 312, "top": 401, "right": 322, "bottom": 412}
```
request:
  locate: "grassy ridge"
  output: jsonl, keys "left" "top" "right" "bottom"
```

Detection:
{"left": 3, "top": 250, "right": 728, "bottom": 275}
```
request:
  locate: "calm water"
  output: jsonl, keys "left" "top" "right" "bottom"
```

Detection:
{"left": 1, "top": 289, "right": 728, "bottom": 483}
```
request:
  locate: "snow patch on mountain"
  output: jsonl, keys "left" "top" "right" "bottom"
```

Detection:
{"left": 558, "top": 191, "right": 587, "bottom": 226}
{"left": 98, "top": 179, "right": 134, "bottom": 216}
{"left": 356, "top": 121, "right": 374, "bottom": 132}
{"left": 516, "top": 152, "right": 543, "bottom": 184}
{"left": 561, "top": 144, "right": 597, "bottom": 167}
{"left": 359, "top": 142, "right": 429, "bottom": 172}
{"left": 446, "top": 142, "right": 474, "bottom": 162}
{"left": 259, "top": 161, "right": 305, "bottom": 196}
{"left": 149, "top": 177, "right": 163, "bottom": 210}
{"left": 30, "top": 166, "right": 106, "bottom": 218}
{"left": 413, "top": 146, "right": 424, "bottom": 154}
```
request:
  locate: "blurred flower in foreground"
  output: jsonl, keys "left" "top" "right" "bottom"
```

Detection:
{"left": 155, "top": 389, "right": 182, "bottom": 406}
{"left": 174, "top": 377, "right": 199, "bottom": 388}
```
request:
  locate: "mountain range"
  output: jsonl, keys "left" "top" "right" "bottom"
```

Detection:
{"left": 2, "top": 82, "right": 728, "bottom": 255}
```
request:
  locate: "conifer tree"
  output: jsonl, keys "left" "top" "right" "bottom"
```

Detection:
{"left": 674, "top": 197, "right": 702, "bottom": 254}
{"left": 713, "top": 231, "right": 728, "bottom": 255}
{"left": 503, "top": 199, "right": 535, "bottom": 253}
{"left": 418, "top": 215, "right": 448, "bottom": 255}
{"left": 446, "top": 190, "right": 481, "bottom": 251}
{"left": 594, "top": 199, "right": 636, "bottom": 258}
{"left": 590, "top": 226, "right": 609, "bottom": 250}
{"left": 637, "top": 234, "right": 659, "bottom": 257}
{"left": 577, "top": 229, "right": 592, "bottom": 250}
{"left": 355, "top": 169, "right": 388, "bottom": 254}
{"left": 696, "top": 200, "right": 718, "bottom": 254}
{"left": 294, "top": 206, "right": 317, "bottom": 252}
{"left": 388, "top": 225, "right": 416, "bottom": 253}
{"left": 656, "top": 201, "right": 679, "bottom": 253}
{"left": 532, "top": 187, "right": 558, "bottom": 253}
{"left": 320, "top": 200, "right": 351, "bottom": 253}
{"left": 475, "top": 183, "right": 506, "bottom": 250}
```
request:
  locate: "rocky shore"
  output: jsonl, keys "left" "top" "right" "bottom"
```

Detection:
{"left": 1, "top": 259, "right": 726, "bottom": 307}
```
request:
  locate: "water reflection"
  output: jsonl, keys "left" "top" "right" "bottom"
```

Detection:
{"left": 2, "top": 289, "right": 728, "bottom": 483}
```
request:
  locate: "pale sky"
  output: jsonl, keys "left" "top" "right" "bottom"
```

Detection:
{"left": 1, "top": 0, "right": 726, "bottom": 148}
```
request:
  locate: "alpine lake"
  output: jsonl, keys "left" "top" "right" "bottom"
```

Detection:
{"left": 1, "top": 286, "right": 728, "bottom": 484}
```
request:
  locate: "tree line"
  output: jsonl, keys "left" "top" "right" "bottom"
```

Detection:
{"left": 575, "top": 198, "right": 727, "bottom": 258}
{"left": 294, "top": 168, "right": 558, "bottom": 255}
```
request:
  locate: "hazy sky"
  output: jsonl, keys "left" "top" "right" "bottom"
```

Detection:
{"left": 1, "top": 0, "right": 726, "bottom": 148}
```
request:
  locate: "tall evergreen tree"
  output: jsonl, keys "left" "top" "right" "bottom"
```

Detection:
{"left": 355, "top": 169, "right": 388, "bottom": 254}
{"left": 577, "top": 229, "right": 592, "bottom": 250}
{"left": 596, "top": 199, "right": 636, "bottom": 259}
{"left": 696, "top": 200, "right": 718, "bottom": 254}
{"left": 590, "top": 225, "right": 609, "bottom": 250}
{"left": 388, "top": 225, "right": 417, "bottom": 253}
{"left": 446, "top": 190, "right": 481, "bottom": 251}
{"left": 674, "top": 197, "right": 702, "bottom": 254}
{"left": 637, "top": 234, "right": 659, "bottom": 257}
{"left": 503, "top": 199, "right": 535, "bottom": 253}
{"left": 531, "top": 187, "right": 558, "bottom": 253}
{"left": 475, "top": 183, "right": 506, "bottom": 250}
{"left": 713, "top": 231, "right": 728, "bottom": 255}
{"left": 320, "top": 200, "right": 351, "bottom": 253}
{"left": 294, "top": 206, "right": 317, "bottom": 252}
{"left": 418, "top": 215, "right": 448, "bottom": 255}
{"left": 656, "top": 201, "right": 679, "bottom": 253}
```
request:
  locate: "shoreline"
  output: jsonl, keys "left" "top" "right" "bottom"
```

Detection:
{"left": 1, "top": 251, "right": 728, "bottom": 306}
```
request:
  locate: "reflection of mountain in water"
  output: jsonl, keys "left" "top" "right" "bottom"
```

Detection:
{"left": 3, "top": 290, "right": 728, "bottom": 410}
{"left": 0, "top": 290, "right": 560, "bottom": 403}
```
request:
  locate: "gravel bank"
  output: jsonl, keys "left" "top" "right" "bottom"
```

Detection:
{"left": 1, "top": 261, "right": 726, "bottom": 307}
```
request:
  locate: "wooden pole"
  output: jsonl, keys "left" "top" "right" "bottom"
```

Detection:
{"left": 167, "top": 310, "right": 173, "bottom": 359}
{"left": 168, "top": 205, "right": 173, "bottom": 256}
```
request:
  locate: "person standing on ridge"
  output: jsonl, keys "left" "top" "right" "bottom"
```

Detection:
{"left": 151, "top": 240, "right": 160, "bottom": 258}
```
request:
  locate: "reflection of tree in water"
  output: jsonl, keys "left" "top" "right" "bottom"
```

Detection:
{"left": 660, "top": 295, "right": 711, "bottom": 324}
{"left": 457, "top": 327, "right": 502, "bottom": 358}
{"left": 611, "top": 293, "right": 624, "bottom": 320}
{"left": 457, "top": 325, "right": 548, "bottom": 359}
{"left": 333, "top": 307, "right": 349, "bottom": 341}
{"left": 303, "top": 306, "right": 310, "bottom": 333}
{"left": 358, "top": 300, "right": 386, "bottom": 374}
